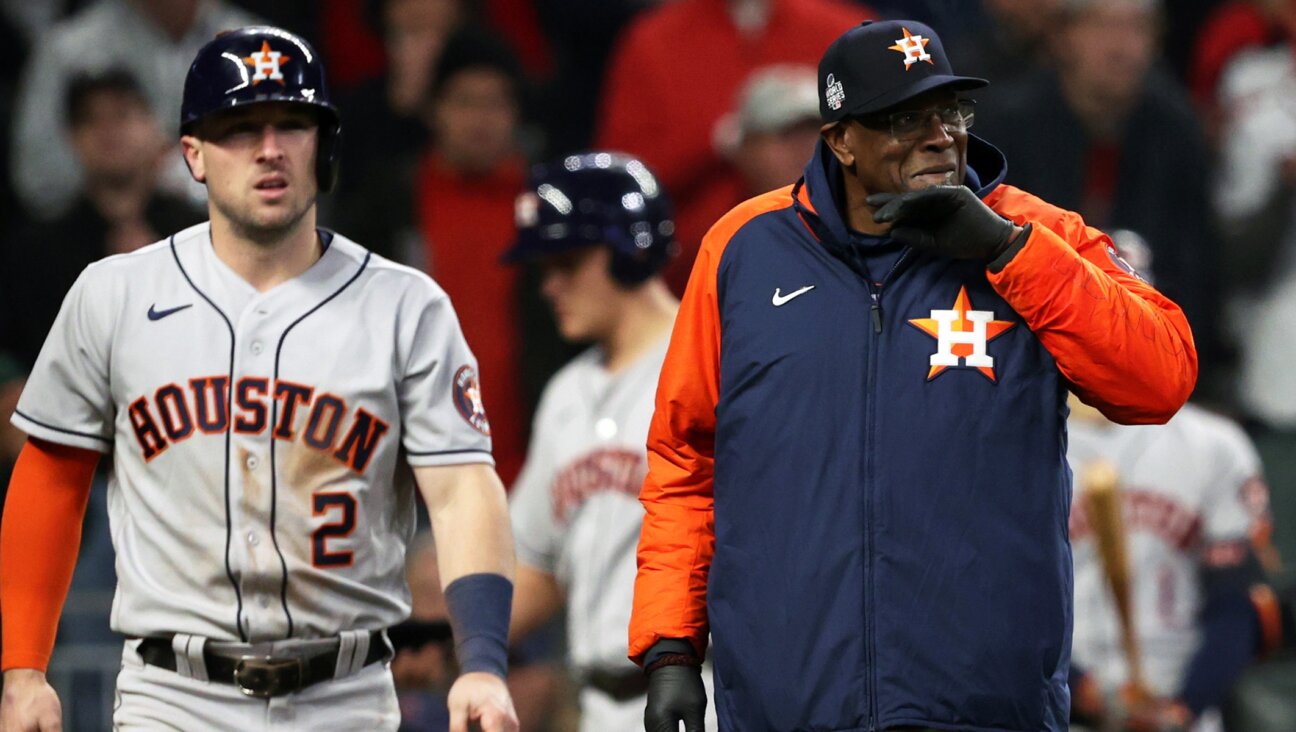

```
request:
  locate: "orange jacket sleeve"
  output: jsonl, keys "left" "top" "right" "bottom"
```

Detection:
{"left": 986, "top": 185, "right": 1198, "bottom": 424}
{"left": 1, "top": 438, "right": 99, "bottom": 671}
{"left": 628, "top": 232, "right": 722, "bottom": 663}
{"left": 627, "top": 192, "right": 790, "bottom": 663}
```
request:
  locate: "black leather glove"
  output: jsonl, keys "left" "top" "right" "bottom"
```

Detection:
{"left": 867, "top": 186, "right": 1024, "bottom": 264}
{"left": 644, "top": 663, "right": 707, "bottom": 732}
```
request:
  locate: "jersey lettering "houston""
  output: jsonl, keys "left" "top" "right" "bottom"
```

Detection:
{"left": 126, "top": 376, "right": 391, "bottom": 473}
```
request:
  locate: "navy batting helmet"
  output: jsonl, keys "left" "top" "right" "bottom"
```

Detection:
{"left": 503, "top": 152, "right": 676, "bottom": 286}
{"left": 180, "top": 26, "right": 341, "bottom": 192}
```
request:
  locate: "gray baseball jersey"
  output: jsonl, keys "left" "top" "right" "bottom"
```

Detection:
{"left": 12, "top": 222, "right": 493, "bottom": 642}
{"left": 509, "top": 335, "right": 670, "bottom": 674}
{"left": 1067, "top": 403, "right": 1269, "bottom": 721}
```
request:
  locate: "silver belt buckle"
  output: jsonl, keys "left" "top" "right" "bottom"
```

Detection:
{"left": 232, "top": 656, "right": 305, "bottom": 698}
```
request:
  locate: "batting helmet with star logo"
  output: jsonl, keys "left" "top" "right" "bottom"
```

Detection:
{"left": 180, "top": 26, "right": 341, "bottom": 192}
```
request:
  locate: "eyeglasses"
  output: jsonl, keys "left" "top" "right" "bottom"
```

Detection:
{"left": 856, "top": 99, "right": 976, "bottom": 141}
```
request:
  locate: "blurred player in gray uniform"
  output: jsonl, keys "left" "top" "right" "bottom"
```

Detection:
{"left": 503, "top": 152, "right": 716, "bottom": 732}
{"left": 1066, "top": 233, "right": 1282, "bottom": 732}
{"left": 0, "top": 27, "right": 517, "bottom": 732}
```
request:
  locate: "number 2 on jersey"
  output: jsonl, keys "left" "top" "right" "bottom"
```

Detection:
{"left": 313, "top": 492, "right": 356, "bottom": 568}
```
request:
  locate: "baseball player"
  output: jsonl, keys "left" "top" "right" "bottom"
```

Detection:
{"left": 1066, "top": 235, "right": 1281, "bottom": 732}
{"left": 501, "top": 153, "right": 716, "bottom": 732}
{"left": 0, "top": 27, "right": 518, "bottom": 732}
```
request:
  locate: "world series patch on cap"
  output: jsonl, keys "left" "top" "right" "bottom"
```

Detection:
{"left": 817, "top": 19, "right": 988, "bottom": 123}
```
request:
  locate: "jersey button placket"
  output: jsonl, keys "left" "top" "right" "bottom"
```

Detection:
{"left": 234, "top": 303, "right": 277, "bottom": 637}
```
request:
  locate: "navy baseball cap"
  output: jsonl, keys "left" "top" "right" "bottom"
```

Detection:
{"left": 818, "top": 20, "right": 987, "bottom": 123}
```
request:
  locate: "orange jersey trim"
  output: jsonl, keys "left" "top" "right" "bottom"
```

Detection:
{"left": 1, "top": 439, "right": 99, "bottom": 671}
{"left": 629, "top": 188, "right": 793, "bottom": 664}
{"left": 985, "top": 185, "right": 1198, "bottom": 423}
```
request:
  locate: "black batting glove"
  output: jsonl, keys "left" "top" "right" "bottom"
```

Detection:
{"left": 644, "top": 664, "right": 707, "bottom": 732}
{"left": 867, "top": 185, "right": 1024, "bottom": 264}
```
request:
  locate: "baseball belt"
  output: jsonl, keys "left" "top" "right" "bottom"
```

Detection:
{"left": 584, "top": 666, "right": 650, "bottom": 701}
{"left": 136, "top": 630, "right": 389, "bottom": 698}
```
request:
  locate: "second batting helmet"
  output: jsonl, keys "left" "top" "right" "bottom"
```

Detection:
{"left": 504, "top": 152, "right": 676, "bottom": 286}
{"left": 180, "top": 26, "right": 341, "bottom": 192}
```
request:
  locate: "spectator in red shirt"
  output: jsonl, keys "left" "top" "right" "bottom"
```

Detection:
{"left": 415, "top": 26, "right": 530, "bottom": 484}
{"left": 596, "top": 0, "right": 872, "bottom": 292}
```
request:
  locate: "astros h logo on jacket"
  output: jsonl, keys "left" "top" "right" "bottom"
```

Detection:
{"left": 909, "top": 285, "right": 1016, "bottom": 382}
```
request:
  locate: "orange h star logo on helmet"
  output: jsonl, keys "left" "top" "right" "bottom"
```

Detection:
{"left": 243, "top": 40, "right": 291, "bottom": 85}
{"left": 888, "top": 27, "right": 933, "bottom": 70}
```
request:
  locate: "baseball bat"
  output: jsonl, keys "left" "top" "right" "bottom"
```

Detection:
{"left": 1080, "top": 459, "right": 1149, "bottom": 700}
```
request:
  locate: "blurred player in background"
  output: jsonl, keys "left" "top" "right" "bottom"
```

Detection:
{"left": 1068, "top": 232, "right": 1283, "bottom": 732}
{"left": 502, "top": 152, "right": 716, "bottom": 732}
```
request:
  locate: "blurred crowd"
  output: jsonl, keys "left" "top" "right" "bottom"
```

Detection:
{"left": 2, "top": 0, "right": 1296, "bottom": 729}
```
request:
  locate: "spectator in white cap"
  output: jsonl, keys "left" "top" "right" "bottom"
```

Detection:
{"left": 716, "top": 65, "right": 824, "bottom": 199}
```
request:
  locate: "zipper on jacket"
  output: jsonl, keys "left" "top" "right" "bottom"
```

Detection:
{"left": 861, "top": 250, "right": 911, "bottom": 730}
{"left": 864, "top": 250, "right": 912, "bottom": 335}
{"left": 860, "top": 275, "right": 881, "bottom": 730}
{"left": 863, "top": 281, "right": 880, "bottom": 730}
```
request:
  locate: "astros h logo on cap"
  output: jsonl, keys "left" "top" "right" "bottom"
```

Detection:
{"left": 888, "top": 27, "right": 934, "bottom": 70}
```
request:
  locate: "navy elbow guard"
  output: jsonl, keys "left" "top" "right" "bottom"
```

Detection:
{"left": 444, "top": 572, "right": 513, "bottom": 678}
